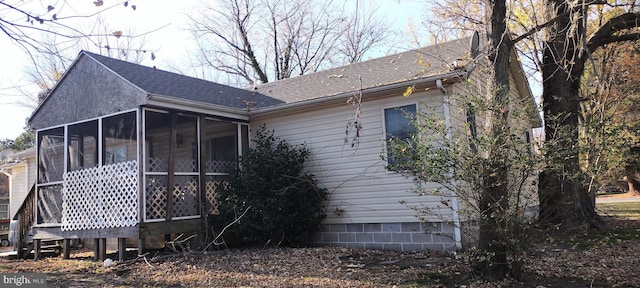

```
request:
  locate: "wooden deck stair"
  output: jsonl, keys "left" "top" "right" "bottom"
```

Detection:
{"left": 12, "top": 184, "right": 63, "bottom": 259}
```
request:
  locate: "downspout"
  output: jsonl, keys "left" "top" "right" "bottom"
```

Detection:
{"left": 437, "top": 79, "right": 463, "bottom": 249}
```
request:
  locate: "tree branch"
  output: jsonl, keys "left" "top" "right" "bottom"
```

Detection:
{"left": 511, "top": 0, "right": 609, "bottom": 44}
{"left": 587, "top": 12, "right": 640, "bottom": 52}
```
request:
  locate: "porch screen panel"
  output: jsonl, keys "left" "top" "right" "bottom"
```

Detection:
{"left": 144, "top": 113, "right": 200, "bottom": 220}
{"left": 205, "top": 175, "right": 228, "bottom": 215}
{"left": 144, "top": 111, "right": 170, "bottom": 220}
{"left": 68, "top": 120, "right": 98, "bottom": 171}
{"left": 172, "top": 175, "right": 199, "bottom": 217}
{"left": 145, "top": 111, "right": 171, "bottom": 173}
{"left": 38, "top": 127, "right": 65, "bottom": 183}
{"left": 37, "top": 184, "right": 63, "bottom": 224}
{"left": 172, "top": 115, "right": 199, "bottom": 218}
{"left": 37, "top": 127, "right": 65, "bottom": 224}
{"left": 103, "top": 112, "right": 137, "bottom": 165}
{"left": 174, "top": 115, "right": 198, "bottom": 173}
{"left": 203, "top": 120, "right": 239, "bottom": 217}
{"left": 204, "top": 120, "right": 238, "bottom": 174}
{"left": 145, "top": 175, "right": 167, "bottom": 220}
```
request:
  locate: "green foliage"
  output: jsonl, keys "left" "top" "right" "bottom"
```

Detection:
{"left": 0, "top": 130, "right": 35, "bottom": 152}
{"left": 383, "top": 84, "right": 540, "bottom": 276}
{"left": 213, "top": 126, "right": 328, "bottom": 247}
{"left": 579, "top": 41, "right": 640, "bottom": 192}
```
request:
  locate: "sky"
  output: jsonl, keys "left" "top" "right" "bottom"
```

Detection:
{"left": 0, "top": 0, "right": 429, "bottom": 140}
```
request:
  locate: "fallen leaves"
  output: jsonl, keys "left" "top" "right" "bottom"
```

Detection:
{"left": 0, "top": 216, "right": 638, "bottom": 287}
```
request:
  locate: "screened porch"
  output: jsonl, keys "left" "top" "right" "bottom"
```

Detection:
{"left": 34, "top": 107, "right": 248, "bottom": 239}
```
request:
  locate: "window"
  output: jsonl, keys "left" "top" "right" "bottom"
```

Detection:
{"left": 384, "top": 104, "right": 417, "bottom": 169}
{"left": 466, "top": 104, "right": 478, "bottom": 152}
{"left": 0, "top": 203, "right": 8, "bottom": 220}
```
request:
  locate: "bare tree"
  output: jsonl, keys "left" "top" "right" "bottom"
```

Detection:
{"left": 188, "top": 0, "right": 391, "bottom": 85}
{"left": 2, "top": 1, "right": 157, "bottom": 113}
{"left": 14, "top": 17, "right": 151, "bottom": 111}
{"left": 336, "top": 0, "right": 391, "bottom": 63}
{"left": 0, "top": 1, "right": 140, "bottom": 57}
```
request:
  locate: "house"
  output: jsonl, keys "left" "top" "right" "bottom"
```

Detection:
{"left": 0, "top": 171, "right": 9, "bottom": 246}
{"left": 21, "top": 33, "right": 541, "bottom": 259}
{"left": 252, "top": 33, "right": 541, "bottom": 251}
{"left": 0, "top": 147, "right": 37, "bottom": 249}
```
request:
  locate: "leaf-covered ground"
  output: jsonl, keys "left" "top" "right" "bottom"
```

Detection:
{"left": 0, "top": 200, "right": 638, "bottom": 288}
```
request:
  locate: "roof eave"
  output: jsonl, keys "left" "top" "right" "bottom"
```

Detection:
{"left": 509, "top": 48, "right": 543, "bottom": 129}
{"left": 8, "top": 147, "right": 36, "bottom": 159}
{"left": 146, "top": 94, "right": 250, "bottom": 121}
{"left": 251, "top": 71, "right": 466, "bottom": 118}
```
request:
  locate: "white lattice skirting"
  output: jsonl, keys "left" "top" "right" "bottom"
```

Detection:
{"left": 61, "top": 161, "right": 139, "bottom": 231}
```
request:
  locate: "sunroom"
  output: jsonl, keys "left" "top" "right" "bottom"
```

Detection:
{"left": 21, "top": 50, "right": 281, "bottom": 260}
{"left": 34, "top": 107, "right": 247, "bottom": 258}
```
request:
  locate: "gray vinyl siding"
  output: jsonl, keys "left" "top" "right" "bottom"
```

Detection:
{"left": 253, "top": 89, "right": 455, "bottom": 224}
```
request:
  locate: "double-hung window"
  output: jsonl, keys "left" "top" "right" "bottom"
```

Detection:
{"left": 384, "top": 104, "right": 417, "bottom": 170}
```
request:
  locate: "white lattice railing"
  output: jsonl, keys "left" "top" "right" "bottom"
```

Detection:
{"left": 61, "top": 161, "right": 139, "bottom": 231}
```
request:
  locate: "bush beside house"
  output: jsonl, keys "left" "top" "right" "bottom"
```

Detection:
{"left": 212, "top": 126, "right": 329, "bottom": 247}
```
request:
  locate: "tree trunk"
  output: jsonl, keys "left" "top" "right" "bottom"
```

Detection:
{"left": 478, "top": 0, "right": 511, "bottom": 280}
{"left": 623, "top": 175, "right": 640, "bottom": 194}
{"left": 539, "top": 0, "right": 604, "bottom": 229}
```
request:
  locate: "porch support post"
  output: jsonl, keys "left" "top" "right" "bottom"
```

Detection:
{"left": 15, "top": 214, "right": 24, "bottom": 259}
{"left": 118, "top": 238, "right": 126, "bottom": 261}
{"left": 138, "top": 237, "right": 145, "bottom": 257}
{"left": 93, "top": 238, "right": 100, "bottom": 261}
{"left": 99, "top": 238, "right": 106, "bottom": 261}
{"left": 164, "top": 234, "right": 171, "bottom": 250}
{"left": 63, "top": 239, "right": 70, "bottom": 259}
{"left": 166, "top": 111, "right": 177, "bottom": 221}
{"left": 33, "top": 239, "right": 41, "bottom": 260}
{"left": 198, "top": 116, "right": 207, "bottom": 250}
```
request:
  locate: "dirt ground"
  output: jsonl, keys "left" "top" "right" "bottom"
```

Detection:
{"left": 0, "top": 197, "right": 638, "bottom": 288}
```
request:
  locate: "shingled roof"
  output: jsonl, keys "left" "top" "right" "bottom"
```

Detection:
{"left": 254, "top": 37, "right": 473, "bottom": 103}
{"left": 82, "top": 51, "right": 284, "bottom": 109}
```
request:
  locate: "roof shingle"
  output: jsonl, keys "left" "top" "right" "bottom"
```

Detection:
{"left": 254, "top": 37, "right": 472, "bottom": 103}
{"left": 82, "top": 51, "right": 284, "bottom": 109}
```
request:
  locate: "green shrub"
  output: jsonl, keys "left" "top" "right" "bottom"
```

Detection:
{"left": 213, "top": 126, "right": 328, "bottom": 247}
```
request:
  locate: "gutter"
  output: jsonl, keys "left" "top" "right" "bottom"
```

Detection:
{"left": 251, "top": 71, "right": 467, "bottom": 118}
{"left": 146, "top": 94, "right": 251, "bottom": 121}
